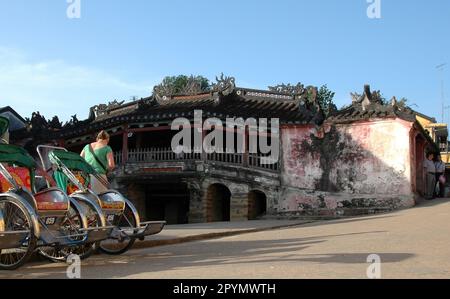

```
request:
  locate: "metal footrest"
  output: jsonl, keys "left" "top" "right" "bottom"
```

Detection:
{"left": 128, "top": 221, "right": 166, "bottom": 240}
{"left": 0, "top": 230, "right": 30, "bottom": 250}
{"left": 138, "top": 221, "right": 166, "bottom": 236}
{"left": 38, "top": 230, "right": 88, "bottom": 247}
{"left": 81, "top": 226, "right": 115, "bottom": 243}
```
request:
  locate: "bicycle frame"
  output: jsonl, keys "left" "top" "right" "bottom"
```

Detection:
{"left": 37, "top": 145, "right": 115, "bottom": 243}
{"left": 37, "top": 145, "right": 166, "bottom": 242}
{"left": 0, "top": 148, "right": 98, "bottom": 250}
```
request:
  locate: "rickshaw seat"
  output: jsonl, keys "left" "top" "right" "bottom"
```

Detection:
{"left": 34, "top": 188, "right": 69, "bottom": 211}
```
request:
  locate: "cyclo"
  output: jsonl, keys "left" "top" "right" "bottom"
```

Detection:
{"left": 37, "top": 145, "right": 166, "bottom": 256}
{"left": 0, "top": 117, "right": 113, "bottom": 270}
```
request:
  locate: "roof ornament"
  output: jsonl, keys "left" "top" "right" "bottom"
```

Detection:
{"left": 153, "top": 79, "right": 176, "bottom": 102}
{"left": 212, "top": 73, "right": 236, "bottom": 96}
{"left": 48, "top": 116, "right": 62, "bottom": 129}
{"left": 108, "top": 100, "right": 125, "bottom": 109}
{"left": 182, "top": 76, "right": 205, "bottom": 96}
{"left": 390, "top": 96, "right": 398, "bottom": 107}
{"left": 361, "top": 84, "right": 372, "bottom": 111}
{"left": 65, "top": 114, "right": 79, "bottom": 127}
{"left": 268, "top": 83, "right": 306, "bottom": 97}
{"left": 351, "top": 92, "right": 362, "bottom": 103}
{"left": 28, "top": 111, "right": 48, "bottom": 132}
{"left": 153, "top": 75, "right": 212, "bottom": 101}
{"left": 305, "top": 86, "right": 320, "bottom": 111}
{"left": 138, "top": 97, "right": 157, "bottom": 111}
{"left": 91, "top": 100, "right": 125, "bottom": 118}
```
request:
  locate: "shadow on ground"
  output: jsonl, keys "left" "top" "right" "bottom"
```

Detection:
{"left": 0, "top": 229, "right": 415, "bottom": 279}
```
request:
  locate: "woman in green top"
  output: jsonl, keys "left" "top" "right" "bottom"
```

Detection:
{"left": 80, "top": 130, "right": 115, "bottom": 193}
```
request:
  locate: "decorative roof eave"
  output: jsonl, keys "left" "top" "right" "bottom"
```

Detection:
{"left": 327, "top": 84, "right": 417, "bottom": 124}
{"left": 55, "top": 102, "right": 322, "bottom": 140}
{"left": 153, "top": 73, "right": 236, "bottom": 104}
{"left": 325, "top": 115, "right": 401, "bottom": 126}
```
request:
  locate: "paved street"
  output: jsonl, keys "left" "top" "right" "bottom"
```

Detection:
{"left": 1, "top": 199, "right": 450, "bottom": 279}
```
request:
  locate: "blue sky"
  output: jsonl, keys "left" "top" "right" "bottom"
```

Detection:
{"left": 0, "top": 0, "right": 450, "bottom": 122}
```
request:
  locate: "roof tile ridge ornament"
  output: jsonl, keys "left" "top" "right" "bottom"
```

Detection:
{"left": 361, "top": 84, "right": 372, "bottom": 112}
{"left": 391, "top": 96, "right": 397, "bottom": 105}
{"left": 91, "top": 100, "right": 126, "bottom": 119}
{"left": 138, "top": 97, "right": 157, "bottom": 111}
{"left": 211, "top": 73, "right": 236, "bottom": 97}
{"left": 181, "top": 76, "right": 207, "bottom": 96}
{"left": 351, "top": 92, "right": 362, "bottom": 104}
{"left": 268, "top": 82, "right": 306, "bottom": 99}
{"left": 153, "top": 83, "right": 174, "bottom": 103}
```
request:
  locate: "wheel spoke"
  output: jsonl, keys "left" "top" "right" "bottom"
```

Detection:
{"left": 0, "top": 199, "right": 34, "bottom": 268}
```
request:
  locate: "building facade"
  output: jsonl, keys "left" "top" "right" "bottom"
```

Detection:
{"left": 415, "top": 113, "right": 450, "bottom": 164}
{"left": 9, "top": 78, "right": 438, "bottom": 224}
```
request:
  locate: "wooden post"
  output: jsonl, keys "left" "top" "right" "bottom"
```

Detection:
{"left": 243, "top": 126, "right": 249, "bottom": 167}
{"left": 122, "top": 129, "right": 129, "bottom": 164}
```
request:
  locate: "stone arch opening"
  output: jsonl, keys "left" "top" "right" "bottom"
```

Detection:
{"left": 206, "top": 184, "right": 231, "bottom": 222}
{"left": 142, "top": 181, "right": 191, "bottom": 225}
{"left": 248, "top": 190, "right": 267, "bottom": 220}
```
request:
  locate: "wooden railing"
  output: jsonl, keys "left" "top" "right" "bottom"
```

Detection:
{"left": 249, "top": 153, "right": 280, "bottom": 172}
{"left": 114, "top": 147, "right": 280, "bottom": 172}
{"left": 206, "top": 152, "right": 243, "bottom": 165}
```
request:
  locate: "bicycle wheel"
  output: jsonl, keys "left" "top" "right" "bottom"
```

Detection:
{"left": 0, "top": 197, "right": 37, "bottom": 270}
{"left": 98, "top": 203, "right": 137, "bottom": 255}
{"left": 64, "top": 200, "right": 102, "bottom": 260}
{"left": 37, "top": 203, "right": 88, "bottom": 263}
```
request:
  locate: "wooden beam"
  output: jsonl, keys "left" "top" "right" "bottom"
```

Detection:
{"left": 128, "top": 126, "right": 171, "bottom": 133}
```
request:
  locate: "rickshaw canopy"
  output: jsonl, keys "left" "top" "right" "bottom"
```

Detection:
{"left": 0, "top": 144, "right": 36, "bottom": 170}
{"left": 0, "top": 116, "right": 9, "bottom": 137}
{"left": 0, "top": 143, "right": 36, "bottom": 191}
{"left": 49, "top": 150, "right": 96, "bottom": 175}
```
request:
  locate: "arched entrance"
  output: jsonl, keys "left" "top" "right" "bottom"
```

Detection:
{"left": 206, "top": 184, "right": 231, "bottom": 222}
{"left": 248, "top": 190, "right": 267, "bottom": 220}
{"left": 144, "top": 181, "right": 191, "bottom": 225}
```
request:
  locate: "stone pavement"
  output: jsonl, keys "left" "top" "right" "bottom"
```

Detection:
{"left": 133, "top": 220, "right": 314, "bottom": 249}
{"left": 2, "top": 199, "right": 450, "bottom": 278}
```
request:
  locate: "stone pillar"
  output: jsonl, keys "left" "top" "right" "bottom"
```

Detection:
{"left": 265, "top": 190, "right": 279, "bottom": 216}
{"left": 187, "top": 181, "right": 206, "bottom": 223}
{"left": 230, "top": 193, "right": 249, "bottom": 222}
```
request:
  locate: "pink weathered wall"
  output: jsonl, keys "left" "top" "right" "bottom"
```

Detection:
{"left": 279, "top": 119, "right": 416, "bottom": 216}
{"left": 281, "top": 125, "right": 322, "bottom": 190}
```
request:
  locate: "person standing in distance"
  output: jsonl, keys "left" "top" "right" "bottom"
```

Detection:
{"left": 81, "top": 130, "right": 115, "bottom": 193}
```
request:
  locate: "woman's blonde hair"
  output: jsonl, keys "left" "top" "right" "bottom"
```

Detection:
{"left": 96, "top": 130, "right": 110, "bottom": 141}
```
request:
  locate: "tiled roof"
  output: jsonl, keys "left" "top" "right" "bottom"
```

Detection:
{"left": 56, "top": 88, "right": 323, "bottom": 138}
{"left": 327, "top": 86, "right": 416, "bottom": 124}
{"left": 9, "top": 84, "right": 434, "bottom": 144}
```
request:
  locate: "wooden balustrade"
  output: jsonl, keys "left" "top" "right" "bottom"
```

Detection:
{"left": 114, "top": 147, "right": 279, "bottom": 172}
